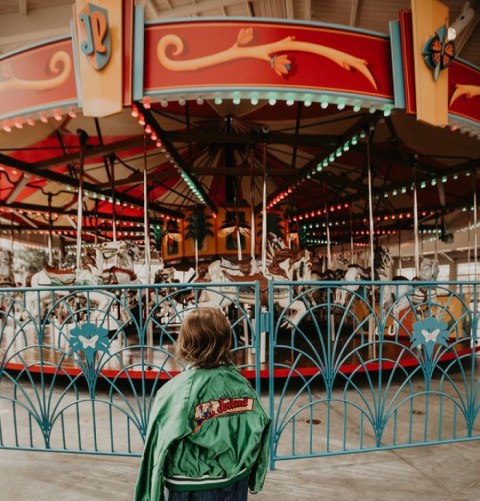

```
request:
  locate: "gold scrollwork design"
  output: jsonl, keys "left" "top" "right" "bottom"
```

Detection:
{"left": 157, "top": 28, "right": 377, "bottom": 89}
{"left": 0, "top": 50, "right": 72, "bottom": 93}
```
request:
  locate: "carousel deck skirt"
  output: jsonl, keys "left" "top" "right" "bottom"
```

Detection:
{"left": 2, "top": 322, "right": 476, "bottom": 380}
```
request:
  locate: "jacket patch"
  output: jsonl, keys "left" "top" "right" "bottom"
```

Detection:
{"left": 194, "top": 397, "right": 254, "bottom": 431}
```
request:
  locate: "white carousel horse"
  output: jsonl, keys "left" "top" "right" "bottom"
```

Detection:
{"left": 386, "top": 257, "right": 440, "bottom": 333}
{"left": 334, "top": 265, "right": 370, "bottom": 306}
{"left": 0, "top": 249, "right": 15, "bottom": 287}
{"left": 196, "top": 248, "right": 312, "bottom": 328}
{"left": 97, "top": 241, "right": 142, "bottom": 285}
{"left": 266, "top": 232, "right": 287, "bottom": 262}
{"left": 25, "top": 248, "right": 106, "bottom": 319}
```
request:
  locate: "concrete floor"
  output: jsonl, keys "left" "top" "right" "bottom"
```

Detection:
{"left": 1, "top": 440, "right": 479, "bottom": 500}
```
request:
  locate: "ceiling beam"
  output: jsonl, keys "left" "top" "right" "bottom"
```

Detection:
{"left": 349, "top": 0, "right": 360, "bottom": 26}
{"left": 138, "top": 103, "right": 218, "bottom": 214}
{"left": 12, "top": 209, "right": 38, "bottom": 228}
{"left": 146, "top": 0, "right": 159, "bottom": 17}
{"left": 0, "top": 152, "right": 183, "bottom": 218}
{"left": 304, "top": 0, "right": 311, "bottom": 20}
{"left": 31, "top": 136, "right": 145, "bottom": 171}
{"left": 455, "top": 10, "right": 480, "bottom": 55}
{"left": 256, "top": 112, "right": 379, "bottom": 212}
{"left": 0, "top": 200, "right": 164, "bottom": 225}
{"left": 18, "top": 0, "right": 27, "bottom": 15}
{"left": 6, "top": 173, "right": 29, "bottom": 203}
{"left": 156, "top": 0, "right": 252, "bottom": 18}
{"left": 165, "top": 129, "right": 341, "bottom": 146}
{"left": 285, "top": 0, "right": 295, "bottom": 19}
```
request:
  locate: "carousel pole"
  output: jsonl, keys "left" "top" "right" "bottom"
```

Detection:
{"left": 473, "top": 167, "right": 478, "bottom": 280}
{"left": 398, "top": 229, "right": 402, "bottom": 273}
{"left": 326, "top": 220, "right": 332, "bottom": 269}
{"left": 110, "top": 156, "right": 117, "bottom": 243}
{"left": 75, "top": 130, "right": 87, "bottom": 270}
{"left": 250, "top": 148, "right": 256, "bottom": 261}
{"left": 367, "top": 126, "right": 376, "bottom": 344}
{"left": 143, "top": 134, "right": 154, "bottom": 356}
{"left": 325, "top": 201, "right": 332, "bottom": 269}
{"left": 261, "top": 141, "right": 268, "bottom": 274}
{"left": 143, "top": 136, "right": 152, "bottom": 284}
{"left": 94, "top": 199, "right": 99, "bottom": 246}
{"left": 350, "top": 208, "right": 354, "bottom": 264}
{"left": 47, "top": 193, "right": 53, "bottom": 265}
{"left": 413, "top": 163, "right": 420, "bottom": 277}
{"left": 10, "top": 217, "right": 14, "bottom": 252}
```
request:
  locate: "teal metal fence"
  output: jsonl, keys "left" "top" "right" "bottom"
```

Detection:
{"left": 0, "top": 279, "right": 479, "bottom": 468}
{"left": 269, "top": 279, "right": 480, "bottom": 466}
{"left": 0, "top": 282, "right": 261, "bottom": 455}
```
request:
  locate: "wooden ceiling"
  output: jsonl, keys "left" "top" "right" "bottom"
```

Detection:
{"left": 0, "top": 0, "right": 479, "bottom": 66}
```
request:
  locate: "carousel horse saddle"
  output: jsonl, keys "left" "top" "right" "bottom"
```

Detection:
{"left": 104, "top": 266, "right": 137, "bottom": 284}
{"left": 44, "top": 266, "right": 76, "bottom": 286}
{"left": 223, "top": 272, "right": 270, "bottom": 306}
{"left": 220, "top": 257, "right": 255, "bottom": 275}
{"left": 0, "top": 275, "right": 15, "bottom": 287}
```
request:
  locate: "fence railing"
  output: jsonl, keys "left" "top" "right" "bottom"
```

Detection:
{"left": 0, "top": 279, "right": 479, "bottom": 468}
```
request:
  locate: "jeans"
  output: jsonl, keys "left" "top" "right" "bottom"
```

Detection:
{"left": 167, "top": 476, "right": 249, "bottom": 500}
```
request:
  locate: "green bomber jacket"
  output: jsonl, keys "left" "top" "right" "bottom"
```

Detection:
{"left": 135, "top": 364, "right": 271, "bottom": 501}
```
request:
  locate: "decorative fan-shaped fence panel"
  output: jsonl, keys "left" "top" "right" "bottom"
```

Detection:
{"left": 0, "top": 283, "right": 261, "bottom": 455}
{"left": 269, "top": 280, "right": 480, "bottom": 465}
{"left": 1, "top": 280, "right": 479, "bottom": 467}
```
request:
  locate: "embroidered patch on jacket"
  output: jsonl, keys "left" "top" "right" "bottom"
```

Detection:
{"left": 194, "top": 397, "right": 254, "bottom": 431}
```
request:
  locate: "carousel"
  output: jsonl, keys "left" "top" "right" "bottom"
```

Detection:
{"left": 0, "top": 0, "right": 479, "bottom": 385}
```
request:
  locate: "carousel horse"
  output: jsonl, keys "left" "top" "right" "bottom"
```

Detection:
{"left": 97, "top": 241, "right": 142, "bottom": 285}
{"left": 0, "top": 249, "right": 15, "bottom": 287}
{"left": 266, "top": 232, "right": 287, "bottom": 262}
{"left": 196, "top": 247, "right": 312, "bottom": 328}
{"left": 334, "top": 265, "right": 370, "bottom": 306}
{"left": 385, "top": 257, "right": 440, "bottom": 335}
{"left": 25, "top": 241, "right": 142, "bottom": 320}
{"left": 26, "top": 248, "right": 106, "bottom": 320}
{"left": 310, "top": 250, "right": 376, "bottom": 308}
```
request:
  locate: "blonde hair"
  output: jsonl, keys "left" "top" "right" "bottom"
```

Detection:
{"left": 176, "top": 307, "right": 233, "bottom": 368}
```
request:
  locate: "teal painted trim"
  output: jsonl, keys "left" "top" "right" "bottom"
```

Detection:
{"left": 144, "top": 16, "right": 389, "bottom": 38}
{"left": 389, "top": 21, "right": 405, "bottom": 110}
{"left": 70, "top": 18, "right": 83, "bottom": 109}
{"left": 133, "top": 5, "right": 145, "bottom": 101}
{"left": 0, "top": 34, "right": 71, "bottom": 61}
{"left": 144, "top": 86, "right": 394, "bottom": 104}
{"left": 449, "top": 113, "right": 480, "bottom": 128}
{"left": 0, "top": 99, "right": 78, "bottom": 122}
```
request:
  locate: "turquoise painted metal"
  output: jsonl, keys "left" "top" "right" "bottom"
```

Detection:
{"left": 0, "top": 279, "right": 479, "bottom": 469}
{"left": 268, "top": 279, "right": 479, "bottom": 467}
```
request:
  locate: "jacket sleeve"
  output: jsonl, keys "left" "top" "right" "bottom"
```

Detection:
{"left": 135, "top": 374, "right": 194, "bottom": 501}
{"left": 248, "top": 412, "right": 272, "bottom": 494}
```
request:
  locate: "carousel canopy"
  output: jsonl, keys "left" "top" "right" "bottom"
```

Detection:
{"left": 0, "top": 0, "right": 478, "bottom": 256}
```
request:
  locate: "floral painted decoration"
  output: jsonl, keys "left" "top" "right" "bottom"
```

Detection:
{"left": 70, "top": 322, "right": 110, "bottom": 365}
{"left": 411, "top": 316, "right": 449, "bottom": 357}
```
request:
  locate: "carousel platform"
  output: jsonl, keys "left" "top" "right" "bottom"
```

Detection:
{"left": 2, "top": 320, "right": 477, "bottom": 381}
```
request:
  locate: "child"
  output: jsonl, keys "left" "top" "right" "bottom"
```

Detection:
{"left": 135, "top": 307, "right": 271, "bottom": 501}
